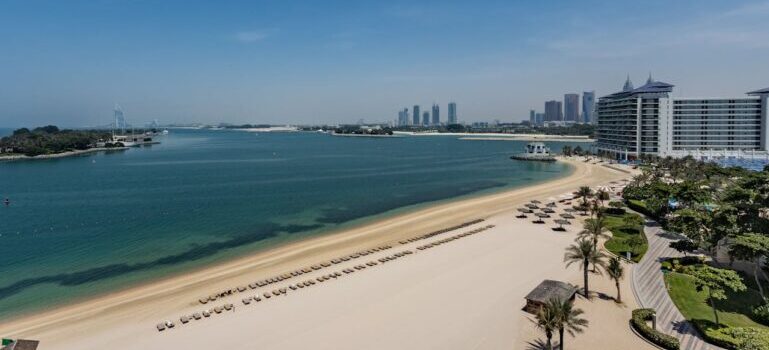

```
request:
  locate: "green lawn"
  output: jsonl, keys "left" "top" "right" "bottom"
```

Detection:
{"left": 603, "top": 211, "right": 648, "bottom": 262}
{"left": 665, "top": 271, "right": 769, "bottom": 329}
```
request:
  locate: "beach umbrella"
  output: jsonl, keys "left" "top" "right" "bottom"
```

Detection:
{"left": 565, "top": 208, "right": 577, "bottom": 213}
{"left": 546, "top": 202, "right": 557, "bottom": 207}
{"left": 531, "top": 200, "right": 542, "bottom": 204}
{"left": 542, "top": 208, "right": 555, "bottom": 213}
{"left": 560, "top": 213, "right": 576, "bottom": 219}
{"left": 535, "top": 212, "right": 550, "bottom": 218}
{"left": 554, "top": 219, "right": 571, "bottom": 225}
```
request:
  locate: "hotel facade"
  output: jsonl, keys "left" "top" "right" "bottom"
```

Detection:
{"left": 595, "top": 76, "right": 769, "bottom": 160}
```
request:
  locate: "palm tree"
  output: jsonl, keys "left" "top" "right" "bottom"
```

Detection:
{"left": 550, "top": 297, "right": 589, "bottom": 350}
{"left": 535, "top": 301, "right": 559, "bottom": 350}
{"left": 595, "top": 189, "right": 610, "bottom": 205}
{"left": 589, "top": 199, "right": 603, "bottom": 219}
{"left": 606, "top": 257, "right": 624, "bottom": 303}
{"left": 577, "top": 217, "right": 609, "bottom": 249}
{"left": 576, "top": 186, "right": 593, "bottom": 207}
{"left": 564, "top": 239, "right": 608, "bottom": 298}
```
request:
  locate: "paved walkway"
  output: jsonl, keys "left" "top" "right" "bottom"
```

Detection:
{"left": 631, "top": 219, "right": 725, "bottom": 350}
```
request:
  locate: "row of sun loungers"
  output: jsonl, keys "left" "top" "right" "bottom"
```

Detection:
{"left": 197, "top": 244, "right": 396, "bottom": 305}
{"left": 166, "top": 221, "right": 503, "bottom": 332}
{"left": 161, "top": 250, "right": 419, "bottom": 332}
{"left": 157, "top": 302, "right": 235, "bottom": 331}
{"left": 415, "top": 224, "right": 494, "bottom": 250}
{"left": 398, "top": 218, "right": 485, "bottom": 245}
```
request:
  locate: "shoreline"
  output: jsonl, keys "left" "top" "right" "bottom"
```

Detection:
{"left": 0, "top": 147, "right": 129, "bottom": 162}
{"left": 0, "top": 158, "right": 631, "bottom": 347}
{"left": 393, "top": 131, "right": 594, "bottom": 142}
{"left": 0, "top": 158, "right": 573, "bottom": 321}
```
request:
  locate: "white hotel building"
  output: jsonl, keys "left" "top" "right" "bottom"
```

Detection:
{"left": 595, "top": 76, "right": 769, "bottom": 161}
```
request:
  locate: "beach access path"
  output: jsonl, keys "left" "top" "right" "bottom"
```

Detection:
{"left": 631, "top": 218, "right": 725, "bottom": 350}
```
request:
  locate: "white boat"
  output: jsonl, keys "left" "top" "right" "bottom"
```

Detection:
{"left": 510, "top": 142, "right": 556, "bottom": 161}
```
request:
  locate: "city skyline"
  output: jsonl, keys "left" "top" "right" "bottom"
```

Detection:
{"left": 2, "top": 1, "right": 769, "bottom": 127}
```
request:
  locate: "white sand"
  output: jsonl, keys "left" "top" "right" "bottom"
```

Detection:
{"left": 0, "top": 158, "right": 644, "bottom": 350}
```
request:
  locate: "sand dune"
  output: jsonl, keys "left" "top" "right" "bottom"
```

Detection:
{"left": 0, "top": 158, "right": 640, "bottom": 349}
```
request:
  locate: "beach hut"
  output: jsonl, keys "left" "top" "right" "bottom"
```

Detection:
{"left": 524, "top": 280, "right": 578, "bottom": 314}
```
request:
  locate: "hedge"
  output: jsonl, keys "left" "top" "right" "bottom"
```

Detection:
{"left": 631, "top": 309, "right": 680, "bottom": 350}
{"left": 690, "top": 319, "right": 769, "bottom": 350}
{"left": 626, "top": 199, "right": 657, "bottom": 219}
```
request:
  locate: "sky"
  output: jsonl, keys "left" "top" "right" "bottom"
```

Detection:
{"left": 1, "top": 0, "right": 768, "bottom": 127}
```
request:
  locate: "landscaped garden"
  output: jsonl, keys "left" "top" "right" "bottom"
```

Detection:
{"left": 602, "top": 210, "right": 647, "bottom": 262}
{"left": 621, "top": 156, "right": 769, "bottom": 349}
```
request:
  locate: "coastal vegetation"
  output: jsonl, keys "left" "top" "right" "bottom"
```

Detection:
{"left": 333, "top": 125, "right": 394, "bottom": 136}
{"left": 564, "top": 238, "right": 607, "bottom": 298}
{"left": 0, "top": 126, "right": 112, "bottom": 157}
{"left": 622, "top": 155, "right": 769, "bottom": 349}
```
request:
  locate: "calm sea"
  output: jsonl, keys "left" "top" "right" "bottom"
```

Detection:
{"left": 0, "top": 129, "right": 578, "bottom": 318}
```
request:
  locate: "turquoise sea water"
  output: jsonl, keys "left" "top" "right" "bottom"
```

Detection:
{"left": 0, "top": 129, "right": 576, "bottom": 318}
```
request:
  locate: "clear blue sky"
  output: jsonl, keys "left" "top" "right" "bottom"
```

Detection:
{"left": 1, "top": 0, "right": 768, "bottom": 127}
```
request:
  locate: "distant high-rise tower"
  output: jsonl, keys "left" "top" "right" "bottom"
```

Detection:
{"left": 398, "top": 108, "right": 410, "bottom": 126}
{"left": 114, "top": 105, "right": 127, "bottom": 133}
{"left": 412, "top": 105, "right": 420, "bottom": 125}
{"left": 448, "top": 102, "right": 457, "bottom": 124}
{"left": 529, "top": 110, "right": 536, "bottom": 124}
{"left": 431, "top": 104, "right": 440, "bottom": 125}
{"left": 582, "top": 91, "right": 595, "bottom": 124}
{"left": 564, "top": 94, "right": 579, "bottom": 122}
{"left": 422, "top": 111, "right": 430, "bottom": 126}
{"left": 544, "top": 100, "right": 563, "bottom": 122}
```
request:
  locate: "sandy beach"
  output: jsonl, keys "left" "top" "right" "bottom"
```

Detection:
{"left": 0, "top": 158, "right": 641, "bottom": 349}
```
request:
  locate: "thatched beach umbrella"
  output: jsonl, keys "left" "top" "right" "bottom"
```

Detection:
{"left": 560, "top": 213, "right": 576, "bottom": 219}
{"left": 535, "top": 212, "right": 550, "bottom": 218}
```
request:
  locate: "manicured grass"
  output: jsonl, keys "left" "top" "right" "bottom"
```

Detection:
{"left": 665, "top": 271, "right": 769, "bottom": 330}
{"left": 603, "top": 211, "right": 647, "bottom": 262}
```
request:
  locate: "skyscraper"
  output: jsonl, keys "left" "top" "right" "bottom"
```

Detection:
{"left": 544, "top": 100, "right": 562, "bottom": 122}
{"left": 398, "top": 110, "right": 404, "bottom": 126}
{"left": 422, "top": 111, "right": 430, "bottom": 126}
{"left": 564, "top": 93, "right": 579, "bottom": 122}
{"left": 412, "top": 105, "right": 420, "bottom": 125}
{"left": 582, "top": 91, "right": 595, "bottom": 124}
{"left": 431, "top": 104, "right": 440, "bottom": 125}
{"left": 448, "top": 102, "right": 457, "bottom": 124}
{"left": 529, "top": 110, "right": 536, "bottom": 124}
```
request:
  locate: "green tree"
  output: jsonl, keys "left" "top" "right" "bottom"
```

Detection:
{"left": 668, "top": 208, "right": 711, "bottom": 246}
{"left": 689, "top": 265, "right": 747, "bottom": 325}
{"left": 550, "top": 297, "right": 588, "bottom": 349}
{"left": 669, "top": 239, "right": 697, "bottom": 257}
{"left": 564, "top": 239, "right": 608, "bottom": 298}
{"left": 595, "top": 189, "right": 610, "bottom": 204}
{"left": 535, "top": 300, "right": 559, "bottom": 350}
{"left": 562, "top": 145, "right": 573, "bottom": 156}
{"left": 625, "top": 235, "right": 645, "bottom": 256}
{"left": 577, "top": 218, "right": 610, "bottom": 250}
{"left": 729, "top": 233, "right": 769, "bottom": 301}
{"left": 606, "top": 257, "right": 624, "bottom": 303}
{"left": 576, "top": 186, "right": 593, "bottom": 207}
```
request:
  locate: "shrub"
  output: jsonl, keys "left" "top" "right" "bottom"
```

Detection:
{"left": 631, "top": 309, "right": 680, "bottom": 350}
{"left": 752, "top": 303, "right": 769, "bottom": 326}
{"left": 691, "top": 319, "right": 769, "bottom": 350}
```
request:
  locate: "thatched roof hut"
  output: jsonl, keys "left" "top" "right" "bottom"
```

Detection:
{"left": 523, "top": 280, "right": 578, "bottom": 314}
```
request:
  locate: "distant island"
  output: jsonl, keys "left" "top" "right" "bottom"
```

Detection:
{"left": 333, "top": 125, "right": 395, "bottom": 136}
{"left": 0, "top": 126, "right": 124, "bottom": 160}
